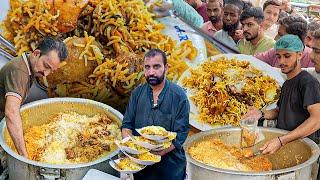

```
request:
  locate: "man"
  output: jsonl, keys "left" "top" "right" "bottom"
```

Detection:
{"left": 121, "top": 49, "right": 190, "bottom": 180}
{"left": 243, "top": 35, "right": 320, "bottom": 155}
{"left": 0, "top": 37, "right": 68, "bottom": 157}
{"left": 201, "top": 0, "right": 224, "bottom": 37}
{"left": 305, "top": 29, "right": 320, "bottom": 82}
{"left": 185, "top": 0, "right": 209, "bottom": 22}
{"left": 237, "top": 7, "right": 275, "bottom": 55}
{"left": 255, "top": 15, "right": 314, "bottom": 68}
{"left": 150, "top": 0, "right": 204, "bottom": 28}
{"left": 214, "top": 0, "right": 244, "bottom": 50}
{"left": 261, "top": 0, "right": 281, "bottom": 39}
{"left": 305, "top": 21, "right": 320, "bottom": 48}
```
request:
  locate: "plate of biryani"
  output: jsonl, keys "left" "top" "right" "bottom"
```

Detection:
{"left": 0, "top": 0, "right": 202, "bottom": 112}
{"left": 122, "top": 150, "right": 161, "bottom": 166}
{"left": 115, "top": 137, "right": 149, "bottom": 155}
{"left": 131, "top": 136, "right": 163, "bottom": 150}
{"left": 178, "top": 54, "right": 285, "bottom": 131}
{"left": 136, "top": 126, "right": 177, "bottom": 141}
{"left": 109, "top": 157, "right": 146, "bottom": 174}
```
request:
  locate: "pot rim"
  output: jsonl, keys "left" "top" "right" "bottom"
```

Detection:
{"left": 184, "top": 126, "right": 320, "bottom": 176}
{"left": 0, "top": 97, "right": 123, "bottom": 169}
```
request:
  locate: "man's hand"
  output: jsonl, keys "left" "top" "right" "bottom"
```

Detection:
{"left": 121, "top": 128, "right": 133, "bottom": 139}
{"left": 152, "top": 144, "right": 175, "bottom": 156}
{"left": 260, "top": 137, "right": 282, "bottom": 154}
{"left": 241, "top": 106, "right": 262, "bottom": 121}
{"left": 234, "top": 29, "right": 244, "bottom": 40}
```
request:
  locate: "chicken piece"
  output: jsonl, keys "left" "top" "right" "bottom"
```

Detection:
{"left": 112, "top": 51, "right": 144, "bottom": 96}
{"left": 46, "top": 37, "right": 101, "bottom": 89}
{"left": 47, "top": 0, "right": 89, "bottom": 33}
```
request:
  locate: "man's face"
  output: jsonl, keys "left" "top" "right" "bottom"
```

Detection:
{"left": 241, "top": 17, "right": 260, "bottom": 41}
{"left": 276, "top": 49, "right": 302, "bottom": 74}
{"left": 207, "top": 1, "right": 223, "bottom": 24}
{"left": 305, "top": 31, "right": 314, "bottom": 48}
{"left": 263, "top": 5, "right": 280, "bottom": 27}
{"left": 33, "top": 50, "right": 61, "bottom": 77}
{"left": 275, "top": 25, "right": 287, "bottom": 40}
{"left": 310, "top": 38, "right": 320, "bottom": 73}
{"left": 144, "top": 55, "right": 167, "bottom": 86}
{"left": 223, "top": 4, "right": 240, "bottom": 26}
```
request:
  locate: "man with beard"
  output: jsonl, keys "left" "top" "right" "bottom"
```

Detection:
{"left": 121, "top": 49, "right": 190, "bottom": 180}
{"left": 214, "top": 0, "right": 244, "bottom": 50}
{"left": 237, "top": 7, "right": 275, "bottom": 55}
{"left": 255, "top": 15, "right": 314, "bottom": 68}
{"left": 242, "top": 35, "right": 320, "bottom": 156}
{"left": 201, "top": 0, "right": 224, "bottom": 37}
{"left": 0, "top": 37, "right": 68, "bottom": 157}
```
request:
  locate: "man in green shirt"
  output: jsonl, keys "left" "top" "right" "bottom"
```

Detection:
{"left": 237, "top": 7, "right": 275, "bottom": 55}
{"left": 0, "top": 37, "right": 68, "bottom": 157}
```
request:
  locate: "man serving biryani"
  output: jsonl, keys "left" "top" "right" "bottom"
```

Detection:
{"left": 121, "top": 49, "right": 190, "bottom": 180}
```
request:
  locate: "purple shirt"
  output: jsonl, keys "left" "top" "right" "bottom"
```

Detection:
{"left": 197, "top": 3, "right": 209, "bottom": 22}
{"left": 255, "top": 47, "right": 314, "bottom": 68}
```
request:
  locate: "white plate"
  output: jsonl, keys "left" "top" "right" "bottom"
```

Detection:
{"left": 132, "top": 137, "right": 163, "bottom": 150}
{"left": 121, "top": 150, "right": 161, "bottom": 166}
{"left": 136, "top": 127, "right": 168, "bottom": 141}
{"left": 115, "top": 137, "right": 147, "bottom": 155}
{"left": 152, "top": 142, "right": 172, "bottom": 151}
{"left": 177, "top": 54, "right": 285, "bottom": 131}
{"left": 109, "top": 158, "right": 146, "bottom": 174}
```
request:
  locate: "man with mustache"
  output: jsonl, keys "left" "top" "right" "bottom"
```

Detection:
{"left": 242, "top": 35, "right": 320, "bottom": 157}
{"left": 121, "top": 49, "right": 190, "bottom": 180}
{"left": 214, "top": 0, "right": 244, "bottom": 50}
{"left": 0, "top": 37, "right": 68, "bottom": 157}
{"left": 201, "top": 0, "right": 224, "bottom": 37}
{"left": 255, "top": 15, "right": 314, "bottom": 68}
{"left": 237, "top": 7, "right": 275, "bottom": 55}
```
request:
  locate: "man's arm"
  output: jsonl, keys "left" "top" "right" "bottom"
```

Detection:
{"left": 261, "top": 103, "right": 320, "bottom": 154}
{"left": 5, "top": 96, "right": 28, "bottom": 157}
{"left": 121, "top": 90, "right": 138, "bottom": 138}
{"left": 241, "top": 107, "right": 279, "bottom": 121}
{"left": 264, "top": 109, "right": 279, "bottom": 120}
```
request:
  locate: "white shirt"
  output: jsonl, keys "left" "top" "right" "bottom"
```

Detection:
{"left": 214, "top": 30, "right": 238, "bottom": 51}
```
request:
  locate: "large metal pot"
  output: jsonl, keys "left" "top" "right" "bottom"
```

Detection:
{"left": 184, "top": 127, "right": 320, "bottom": 180}
{"left": 0, "top": 98, "right": 123, "bottom": 180}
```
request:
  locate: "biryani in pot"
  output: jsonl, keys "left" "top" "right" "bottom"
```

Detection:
{"left": 182, "top": 57, "right": 281, "bottom": 126}
{"left": 188, "top": 138, "right": 272, "bottom": 172}
{"left": 6, "top": 111, "right": 121, "bottom": 164}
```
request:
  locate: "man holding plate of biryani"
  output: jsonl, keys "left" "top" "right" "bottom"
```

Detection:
{"left": 121, "top": 49, "right": 190, "bottom": 180}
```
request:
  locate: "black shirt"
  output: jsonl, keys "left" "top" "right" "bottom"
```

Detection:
{"left": 277, "top": 71, "right": 320, "bottom": 140}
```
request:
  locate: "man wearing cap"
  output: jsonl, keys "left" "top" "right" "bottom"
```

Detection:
{"left": 243, "top": 35, "right": 320, "bottom": 155}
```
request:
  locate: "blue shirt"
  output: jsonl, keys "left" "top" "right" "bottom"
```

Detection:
{"left": 121, "top": 80, "right": 190, "bottom": 180}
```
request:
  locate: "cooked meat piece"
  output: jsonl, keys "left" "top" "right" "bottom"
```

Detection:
{"left": 47, "top": 37, "right": 102, "bottom": 90}
{"left": 47, "top": 0, "right": 89, "bottom": 33}
{"left": 102, "top": 144, "right": 110, "bottom": 151}
{"left": 65, "top": 148, "right": 76, "bottom": 159}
